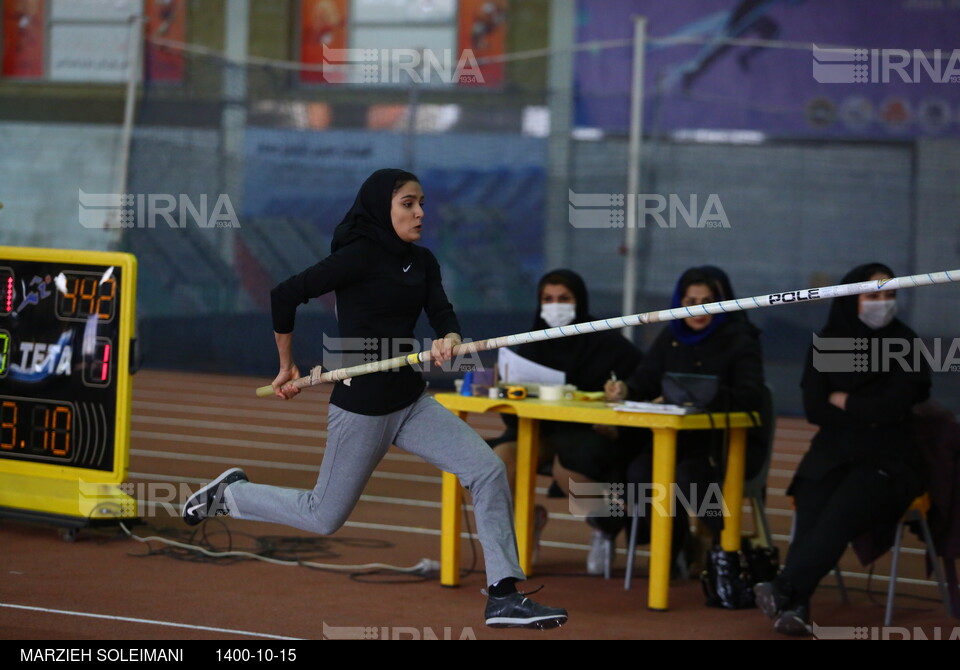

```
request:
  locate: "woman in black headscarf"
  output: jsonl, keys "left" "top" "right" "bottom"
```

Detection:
{"left": 181, "top": 169, "right": 567, "bottom": 630}
{"left": 514, "top": 269, "right": 644, "bottom": 393}
{"left": 754, "top": 262, "right": 931, "bottom": 636}
{"left": 489, "top": 269, "right": 644, "bottom": 573}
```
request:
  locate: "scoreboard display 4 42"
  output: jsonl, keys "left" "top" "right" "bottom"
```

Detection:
{"left": 0, "top": 246, "right": 137, "bottom": 527}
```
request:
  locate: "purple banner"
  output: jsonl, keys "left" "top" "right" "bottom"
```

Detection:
{"left": 576, "top": 0, "right": 960, "bottom": 138}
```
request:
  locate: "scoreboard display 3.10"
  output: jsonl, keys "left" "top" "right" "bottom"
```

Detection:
{"left": 0, "top": 246, "right": 137, "bottom": 527}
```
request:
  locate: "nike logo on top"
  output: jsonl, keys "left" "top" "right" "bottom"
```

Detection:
{"left": 403, "top": 264, "right": 412, "bottom": 272}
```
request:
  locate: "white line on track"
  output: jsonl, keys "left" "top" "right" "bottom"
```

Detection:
{"left": 136, "top": 378, "right": 300, "bottom": 395}
{"left": 770, "top": 452, "right": 804, "bottom": 463}
{"left": 132, "top": 415, "right": 326, "bottom": 438}
{"left": 0, "top": 603, "right": 301, "bottom": 640}
{"left": 133, "top": 390, "right": 319, "bottom": 413}
{"left": 338, "top": 520, "right": 441, "bottom": 536}
{"left": 128, "top": 449, "right": 443, "bottom": 483}
{"left": 133, "top": 400, "right": 327, "bottom": 423}
{"left": 130, "top": 433, "right": 428, "bottom": 463}
{"left": 131, "top": 431, "right": 327, "bottom": 454}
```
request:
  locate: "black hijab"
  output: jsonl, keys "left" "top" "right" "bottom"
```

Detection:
{"left": 528, "top": 268, "right": 591, "bottom": 328}
{"left": 330, "top": 168, "right": 419, "bottom": 257}
{"left": 821, "top": 262, "right": 900, "bottom": 338}
{"left": 516, "top": 269, "right": 642, "bottom": 391}
{"left": 807, "top": 262, "right": 929, "bottom": 396}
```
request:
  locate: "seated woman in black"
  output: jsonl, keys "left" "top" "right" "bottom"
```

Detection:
{"left": 488, "top": 269, "right": 644, "bottom": 572}
{"left": 754, "top": 262, "right": 931, "bottom": 636}
{"left": 605, "top": 266, "right": 766, "bottom": 572}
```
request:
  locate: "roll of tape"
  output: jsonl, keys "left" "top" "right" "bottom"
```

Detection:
{"left": 538, "top": 385, "right": 564, "bottom": 401}
{"left": 505, "top": 386, "right": 527, "bottom": 400}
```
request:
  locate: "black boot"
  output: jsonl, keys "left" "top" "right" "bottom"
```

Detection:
{"left": 701, "top": 545, "right": 754, "bottom": 609}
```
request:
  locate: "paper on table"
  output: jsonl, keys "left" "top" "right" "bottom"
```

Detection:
{"left": 610, "top": 400, "right": 702, "bottom": 415}
{"left": 497, "top": 348, "right": 566, "bottom": 385}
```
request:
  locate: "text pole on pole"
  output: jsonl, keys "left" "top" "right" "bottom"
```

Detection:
{"left": 623, "top": 15, "right": 647, "bottom": 341}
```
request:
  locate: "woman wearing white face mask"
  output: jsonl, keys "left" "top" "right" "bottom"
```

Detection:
{"left": 754, "top": 262, "right": 931, "bottom": 636}
{"left": 486, "top": 269, "right": 644, "bottom": 571}
{"left": 539, "top": 291, "right": 577, "bottom": 328}
{"left": 859, "top": 290, "right": 898, "bottom": 330}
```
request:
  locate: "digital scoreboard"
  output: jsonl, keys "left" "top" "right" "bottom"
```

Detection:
{"left": 0, "top": 246, "right": 137, "bottom": 527}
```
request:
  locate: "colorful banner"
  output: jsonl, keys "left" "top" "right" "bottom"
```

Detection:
{"left": 576, "top": 0, "right": 960, "bottom": 138}
{"left": 2, "top": 0, "right": 45, "bottom": 78}
{"left": 300, "top": 0, "right": 349, "bottom": 83}
{"left": 145, "top": 0, "right": 185, "bottom": 82}
{"left": 457, "top": 0, "right": 507, "bottom": 87}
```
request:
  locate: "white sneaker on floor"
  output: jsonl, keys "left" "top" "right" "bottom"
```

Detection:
{"left": 587, "top": 529, "right": 614, "bottom": 577}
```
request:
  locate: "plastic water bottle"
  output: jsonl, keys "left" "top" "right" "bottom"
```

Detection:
{"left": 461, "top": 371, "right": 474, "bottom": 396}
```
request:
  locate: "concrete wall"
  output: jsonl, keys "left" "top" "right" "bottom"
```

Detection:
{"left": 0, "top": 122, "right": 122, "bottom": 251}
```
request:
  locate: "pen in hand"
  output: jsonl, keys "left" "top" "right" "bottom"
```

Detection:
{"left": 607, "top": 371, "right": 625, "bottom": 402}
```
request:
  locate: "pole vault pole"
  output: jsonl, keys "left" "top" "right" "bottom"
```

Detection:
{"left": 255, "top": 268, "right": 960, "bottom": 397}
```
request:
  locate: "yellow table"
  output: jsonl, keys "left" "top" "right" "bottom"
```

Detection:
{"left": 434, "top": 393, "right": 758, "bottom": 611}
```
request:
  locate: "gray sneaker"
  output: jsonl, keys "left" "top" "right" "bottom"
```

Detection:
{"left": 485, "top": 591, "right": 568, "bottom": 629}
{"left": 774, "top": 605, "right": 811, "bottom": 637}
{"left": 181, "top": 468, "right": 248, "bottom": 526}
{"left": 753, "top": 581, "right": 790, "bottom": 620}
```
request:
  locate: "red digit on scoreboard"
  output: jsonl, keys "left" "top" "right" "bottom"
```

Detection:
{"left": 101, "top": 343, "right": 111, "bottom": 382}
{"left": 1, "top": 269, "right": 13, "bottom": 315}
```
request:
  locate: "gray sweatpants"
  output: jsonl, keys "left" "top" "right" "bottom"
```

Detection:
{"left": 226, "top": 393, "right": 525, "bottom": 586}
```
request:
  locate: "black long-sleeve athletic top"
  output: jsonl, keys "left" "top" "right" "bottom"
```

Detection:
{"left": 271, "top": 236, "right": 460, "bottom": 416}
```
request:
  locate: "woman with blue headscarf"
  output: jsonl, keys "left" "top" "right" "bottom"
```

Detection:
{"left": 605, "top": 267, "right": 766, "bottom": 568}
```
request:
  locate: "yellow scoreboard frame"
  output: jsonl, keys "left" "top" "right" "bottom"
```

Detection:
{"left": 0, "top": 246, "right": 137, "bottom": 526}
